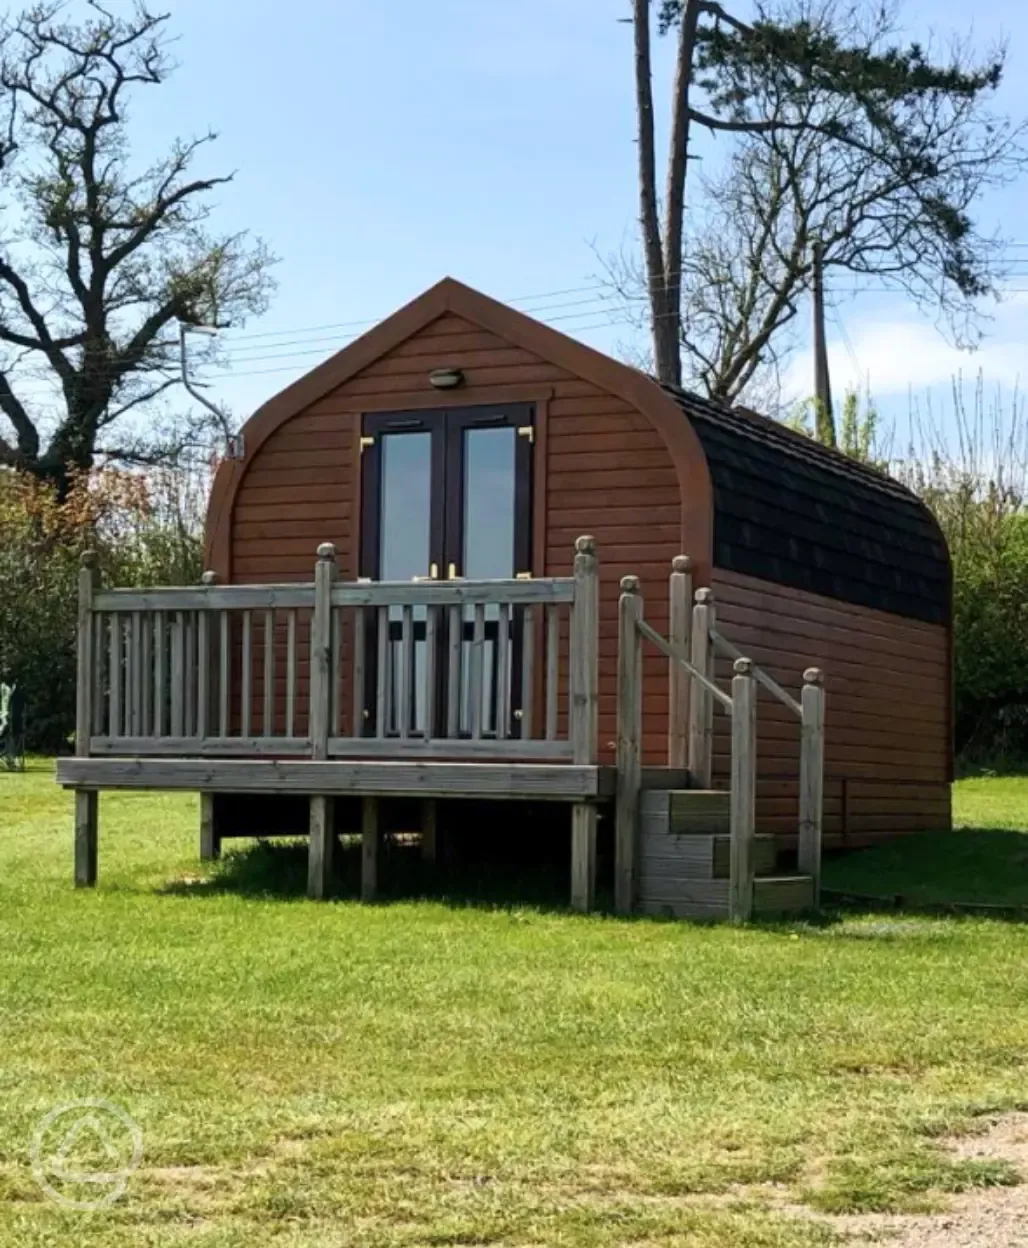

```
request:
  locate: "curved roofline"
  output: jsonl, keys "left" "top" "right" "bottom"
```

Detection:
{"left": 204, "top": 277, "right": 714, "bottom": 580}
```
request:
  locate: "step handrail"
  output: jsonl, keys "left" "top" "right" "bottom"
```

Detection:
{"left": 709, "top": 627, "right": 801, "bottom": 717}
{"left": 614, "top": 558, "right": 826, "bottom": 922}
{"left": 636, "top": 618, "right": 734, "bottom": 712}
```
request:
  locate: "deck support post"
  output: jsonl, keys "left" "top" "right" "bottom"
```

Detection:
{"left": 570, "top": 805, "right": 596, "bottom": 913}
{"left": 199, "top": 791, "right": 220, "bottom": 861}
{"left": 308, "top": 796, "right": 335, "bottom": 900}
{"left": 798, "top": 668, "right": 825, "bottom": 910}
{"left": 74, "top": 790, "right": 98, "bottom": 887}
{"left": 307, "top": 543, "right": 338, "bottom": 901}
{"left": 729, "top": 658, "right": 757, "bottom": 922}
{"left": 667, "top": 556, "right": 693, "bottom": 769}
{"left": 688, "top": 589, "right": 715, "bottom": 789}
{"left": 569, "top": 537, "right": 599, "bottom": 913}
{"left": 362, "top": 797, "right": 380, "bottom": 902}
{"left": 615, "top": 577, "right": 643, "bottom": 915}
{"left": 74, "top": 552, "right": 100, "bottom": 886}
{"left": 421, "top": 798, "right": 438, "bottom": 864}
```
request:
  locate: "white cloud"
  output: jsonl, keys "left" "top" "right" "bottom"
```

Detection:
{"left": 784, "top": 298, "right": 1028, "bottom": 402}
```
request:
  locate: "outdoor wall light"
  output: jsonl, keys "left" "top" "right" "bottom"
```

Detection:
{"left": 428, "top": 367, "right": 465, "bottom": 389}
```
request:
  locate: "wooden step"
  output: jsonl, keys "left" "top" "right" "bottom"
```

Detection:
{"left": 638, "top": 874, "right": 814, "bottom": 921}
{"left": 640, "top": 832, "right": 776, "bottom": 881}
{"left": 753, "top": 875, "right": 814, "bottom": 915}
{"left": 640, "top": 788, "right": 730, "bottom": 835}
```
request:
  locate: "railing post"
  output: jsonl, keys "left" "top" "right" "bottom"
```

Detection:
{"left": 570, "top": 536, "right": 599, "bottom": 913}
{"left": 688, "top": 588, "right": 715, "bottom": 788}
{"left": 615, "top": 575, "right": 644, "bottom": 915}
{"left": 729, "top": 657, "right": 757, "bottom": 922}
{"left": 798, "top": 666, "right": 825, "bottom": 909}
{"left": 308, "top": 542, "right": 337, "bottom": 901}
{"left": 668, "top": 555, "right": 692, "bottom": 770}
{"left": 74, "top": 552, "right": 99, "bottom": 888}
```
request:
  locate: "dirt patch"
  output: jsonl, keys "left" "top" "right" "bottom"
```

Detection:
{"left": 818, "top": 1114, "right": 1028, "bottom": 1246}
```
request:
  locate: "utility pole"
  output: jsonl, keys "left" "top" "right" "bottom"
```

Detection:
{"left": 811, "top": 240, "right": 836, "bottom": 448}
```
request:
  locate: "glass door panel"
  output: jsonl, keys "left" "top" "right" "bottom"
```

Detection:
{"left": 456, "top": 425, "right": 517, "bottom": 736}
{"left": 360, "top": 404, "right": 532, "bottom": 742}
{"left": 380, "top": 432, "right": 432, "bottom": 735}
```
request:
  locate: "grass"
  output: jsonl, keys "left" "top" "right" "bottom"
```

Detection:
{"left": 823, "top": 775, "right": 1028, "bottom": 907}
{"left": 0, "top": 765, "right": 1027, "bottom": 1245}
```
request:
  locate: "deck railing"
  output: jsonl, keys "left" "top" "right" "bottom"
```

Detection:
{"left": 615, "top": 562, "right": 825, "bottom": 921}
{"left": 75, "top": 538, "right": 600, "bottom": 767}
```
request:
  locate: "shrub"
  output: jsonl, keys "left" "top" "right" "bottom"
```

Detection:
{"left": 0, "top": 465, "right": 205, "bottom": 751}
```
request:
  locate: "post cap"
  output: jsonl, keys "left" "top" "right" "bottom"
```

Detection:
{"left": 803, "top": 667, "right": 824, "bottom": 686}
{"left": 201, "top": 571, "right": 218, "bottom": 585}
{"left": 672, "top": 555, "right": 692, "bottom": 573}
{"left": 80, "top": 549, "right": 97, "bottom": 569}
{"left": 620, "top": 575, "right": 641, "bottom": 594}
{"left": 694, "top": 587, "right": 713, "bottom": 605}
{"left": 734, "top": 657, "right": 753, "bottom": 675}
{"left": 574, "top": 534, "right": 597, "bottom": 556}
{"left": 316, "top": 542, "right": 337, "bottom": 561}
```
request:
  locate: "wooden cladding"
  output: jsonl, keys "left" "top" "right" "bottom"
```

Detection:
{"left": 711, "top": 568, "right": 951, "bottom": 842}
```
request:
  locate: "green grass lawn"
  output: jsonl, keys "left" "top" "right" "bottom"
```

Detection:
{"left": 2, "top": 765, "right": 1028, "bottom": 1246}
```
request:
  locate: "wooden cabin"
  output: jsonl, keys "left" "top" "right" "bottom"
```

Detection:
{"left": 57, "top": 277, "right": 952, "bottom": 920}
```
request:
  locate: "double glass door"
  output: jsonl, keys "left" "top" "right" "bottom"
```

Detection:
{"left": 359, "top": 404, "right": 533, "bottom": 738}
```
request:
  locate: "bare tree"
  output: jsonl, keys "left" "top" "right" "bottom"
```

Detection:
{"left": 632, "top": 0, "right": 1021, "bottom": 389}
{"left": 0, "top": 2, "right": 274, "bottom": 495}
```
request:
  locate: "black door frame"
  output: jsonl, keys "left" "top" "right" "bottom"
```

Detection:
{"left": 358, "top": 403, "right": 535, "bottom": 739}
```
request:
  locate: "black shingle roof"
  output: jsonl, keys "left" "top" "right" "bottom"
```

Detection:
{"left": 665, "top": 388, "right": 951, "bottom": 626}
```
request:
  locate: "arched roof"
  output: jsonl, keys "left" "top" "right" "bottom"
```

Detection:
{"left": 204, "top": 277, "right": 714, "bottom": 579}
{"left": 669, "top": 389, "right": 950, "bottom": 625}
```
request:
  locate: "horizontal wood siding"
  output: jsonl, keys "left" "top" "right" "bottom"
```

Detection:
{"left": 711, "top": 568, "right": 951, "bottom": 845}
{"left": 229, "top": 313, "right": 684, "bottom": 757}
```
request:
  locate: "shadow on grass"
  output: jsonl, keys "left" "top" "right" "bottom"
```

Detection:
{"left": 823, "top": 828, "right": 1028, "bottom": 920}
{"left": 162, "top": 838, "right": 585, "bottom": 915}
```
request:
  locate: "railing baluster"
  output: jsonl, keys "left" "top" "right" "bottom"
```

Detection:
{"left": 130, "top": 611, "right": 142, "bottom": 736}
{"left": 399, "top": 604, "right": 413, "bottom": 739}
{"left": 331, "top": 606, "right": 342, "bottom": 737}
{"left": 263, "top": 609, "right": 275, "bottom": 737}
{"left": 376, "top": 606, "right": 389, "bottom": 738}
{"left": 423, "top": 604, "right": 436, "bottom": 741}
{"left": 287, "top": 609, "right": 298, "bottom": 739}
{"left": 470, "top": 603, "right": 485, "bottom": 739}
{"left": 108, "top": 613, "right": 121, "bottom": 739}
{"left": 219, "top": 611, "right": 229, "bottom": 738}
{"left": 92, "top": 613, "right": 105, "bottom": 736}
{"left": 496, "top": 603, "right": 511, "bottom": 740}
{"left": 446, "top": 605, "right": 461, "bottom": 739}
{"left": 240, "top": 610, "right": 252, "bottom": 738}
{"left": 197, "top": 608, "right": 209, "bottom": 741}
{"left": 545, "top": 604, "right": 559, "bottom": 742}
{"left": 185, "top": 612, "right": 197, "bottom": 737}
{"left": 141, "top": 614, "right": 152, "bottom": 738}
{"left": 170, "top": 612, "right": 184, "bottom": 737}
{"left": 153, "top": 612, "right": 165, "bottom": 737}
{"left": 520, "top": 605, "right": 535, "bottom": 740}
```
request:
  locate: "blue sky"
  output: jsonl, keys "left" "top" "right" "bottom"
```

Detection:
{"left": 148, "top": 0, "right": 1028, "bottom": 441}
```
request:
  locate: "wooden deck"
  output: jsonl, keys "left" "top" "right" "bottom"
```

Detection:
{"left": 61, "top": 542, "right": 826, "bottom": 920}
{"left": 56, "top": 757, "right": 612, "bottom": 801}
